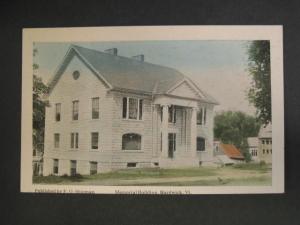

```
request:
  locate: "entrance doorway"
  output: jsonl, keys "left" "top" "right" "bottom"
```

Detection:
{"left": 168, "top": 133, "right": 176, "bottom": 158}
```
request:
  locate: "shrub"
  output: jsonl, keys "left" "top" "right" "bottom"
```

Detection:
{"left": 259, "top": 160, "right": 266, "bottom": 166}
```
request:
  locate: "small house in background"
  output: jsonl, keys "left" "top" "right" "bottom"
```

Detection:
{"left": 247, "top": 137, "right": 259, "bottom": 162}
{"left": 258, "top": 123, "right": 272, "bottom": 163}
{"left": 213, "top": 141, "right": 245, "bottom": 165}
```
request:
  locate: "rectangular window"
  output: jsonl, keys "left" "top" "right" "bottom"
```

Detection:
{"left": 139, "top": 99, "right": 143, "bottom": 120}
{"left": 122, "top": 97, "right": 127, "bottom": 118}
{"left": 55, "top": 103, "right": 61, "bottom": 121}
{"left": 72, "top": 100, "right": 79, "bottom": 120}
{"left": 122, "top": 97, "right": 143, "bottom": 120}
{"left": 92, "top": 97, "right": 99, "bottom": 119}
{"left": 197, "top": 137, "right": 205, "bottom": 151}
{"left": 70, "top": 160, "right": 77, "bottom": 176}
{"left": 54, "top": 133, "right": 60, "bottom": 148}
{"left": 129, "top": 98, "right": 138, "bottom": 119}
{"left": 168, "top": 105, "right": 176, "bottom": 123}
{"left": 168, "top": 133, "right": 176, "bottom": 158}
{"left": 127, "top": 162, "right": 137, "bottom": 168}
{"left": 197, "top": 108, "right": 203, "bottom": 125}
{"left": 91, "top": 132, "right": 99, "bottom": 149}
{"left": 53, "top": 159, "right": 59, "bottom": 174}
{"left": 90, "top": 161, "right": 97, "bottom": 175}
{"left": 197, "top": 107, "right": 206, "bottom": 125}
{"left": 71, "top": 132, "right": 79, "bottom": 149}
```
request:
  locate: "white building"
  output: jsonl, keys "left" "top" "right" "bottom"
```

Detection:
{"left": 247, "top": 137, "right": 259, "bottom": 162}
{"left": 42, "top": 45, "right": 218, "bottom": 176}
{"left": 258, "top": 123, "right": 272, "bottom": 163}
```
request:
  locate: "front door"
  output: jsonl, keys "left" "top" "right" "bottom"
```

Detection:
{"left": 168, "top": 133, "right": 176, "bottom": 158}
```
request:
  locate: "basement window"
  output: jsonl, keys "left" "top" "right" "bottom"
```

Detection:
{"left": 127, "top": 162, "right": 137, "bottom": 168}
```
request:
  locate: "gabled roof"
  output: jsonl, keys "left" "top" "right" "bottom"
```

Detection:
{"left": 247, "top": 137, "right": 259, "bottom": 147}
{"left": 48, "top": 45, "right": 217, "bottom": 104}
{"left": 258, "top": 123, "right": 272, "bottom": 139}
{"left": 220, "top": 143, "right": 245, "bottom": 160}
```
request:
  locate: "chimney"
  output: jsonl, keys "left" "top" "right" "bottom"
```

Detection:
{"left": 132, "top": 54, "right": 144, "bottom": 62}
{"left": 104, "top": 48, "right": 118, "bottom": 56}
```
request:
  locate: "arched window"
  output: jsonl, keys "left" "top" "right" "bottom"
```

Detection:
{"left": 197, "top": 137, "right": 205, "bottom": 151}
{"left": 122, "top": 133, "right": 142, "bottom": 150}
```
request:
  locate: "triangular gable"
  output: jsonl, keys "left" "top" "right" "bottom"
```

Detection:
{"left": 47, "top": 46, "right": 112, "bottom": 95}
{"left": 167, "top": 79, "right": 203, "bottom": 100}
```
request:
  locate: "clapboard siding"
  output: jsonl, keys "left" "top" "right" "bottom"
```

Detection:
{"left": 43, "top": 55, "right": 113, "bottom": 175}
{"left": 196, "top": 103, "right": 214, "bottom": 162}
{"left": 110, "top": 92, "right": 154, "bottom": 164}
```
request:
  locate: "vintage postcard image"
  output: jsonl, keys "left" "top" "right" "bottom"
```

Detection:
{"left": 21, "top": 26, "right": 284, "bottom": 194}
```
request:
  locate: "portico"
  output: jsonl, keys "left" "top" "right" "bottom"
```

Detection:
{"left": 154, "top": 95, "right": 200, "bottom": 167}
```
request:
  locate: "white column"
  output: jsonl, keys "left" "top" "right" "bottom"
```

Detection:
{"left": 190, "top": 107, "right": 197, "bottom": 156}
{"left": 161, "top": 104, "right": 169, "bottom": 158}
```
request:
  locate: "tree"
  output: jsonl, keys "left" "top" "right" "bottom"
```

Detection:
{"left": 214, "top": 111, "right": 261, "bottom": 162}
{"left": 247, "top": 41, "right": 271, "bottom": 125}
{"left": 33, "top": 49, "right": 49, "bottom": 156}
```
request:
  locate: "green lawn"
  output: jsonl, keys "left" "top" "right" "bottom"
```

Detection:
{"left": 33, "top": 163, "right": 272, "bottom": 186}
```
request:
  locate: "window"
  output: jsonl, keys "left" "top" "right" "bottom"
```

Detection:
{"left": 55, "top": 103, "right": 61, "bottom": 121}
{"left": 53, "top": 159, "right": 59, "bottom": 174}
{"left": 71, "top": 132, "right": 79, "bottom": 149}
{"left": 90, "top": 162, "right": 97, "bottom": 175}
{"left": 92, "top": 97, "right": 99, "bottom": 119}
{"left": 197, "top": 137, "right": 205, "bottom": 151}
{"left": 197, "top": 107, "right": 206, "bottom": 125}
{"left": 122, "top": 133, "right": 141, "bottom": 150}
{"left": 54, "top": 133, "right": 60, "bottom": 148}
{"left": 122, "top": 97, "right": 143, "bottom": 120}
{"left": 263, "top": 149, "right": 265, "bottom": 154}
{"left": 72, "top": 70, "right": 80, "bottom": 80}
{"left": 91, "top": 132, "right": 99, "bottom": 149}
{"left": 72, "top": 100, "right": 79, "bottom": 120}
{"left": 168, "top": 105, "right": 176, "bottom": 123}
{"left": 252, "top": 149, "right": 257, "bottom": 156}
{"left": 197, "top": 108, "right": 203, "bottom": 125}
{"left": 127, "top": 162, "right": 137, "bottom": 168}
{"left": 168, "top": 133, "right": 176, "bottom": 153}
{"left": 70, "top": 160, "right": 77, "bottom": 176}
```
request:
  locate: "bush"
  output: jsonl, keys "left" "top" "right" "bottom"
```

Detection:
{"left": 259, "top": 160, "right": 266, "bottom": 166}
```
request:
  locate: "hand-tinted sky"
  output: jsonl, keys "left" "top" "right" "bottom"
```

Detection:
{"left": 34, "top": 41, "right": 255, "bottom": 115}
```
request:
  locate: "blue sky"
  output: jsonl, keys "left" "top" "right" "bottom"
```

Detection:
{"left": 34, "top": 41, "right": 255, "bottom": 115}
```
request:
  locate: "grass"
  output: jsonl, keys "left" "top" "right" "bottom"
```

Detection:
{"left": 139, "top": 175, "right": 272, "bottom": 186}
{"left": 232, "top": 162, "right": 270, "bottom": 172}
{"left": 89, "top": 167, "right": 217, "bottom": 180}
{"left": 33, "top": 163, "right": 271, "bottom": 186}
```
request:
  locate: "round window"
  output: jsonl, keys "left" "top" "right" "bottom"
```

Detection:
{"left": 72, "top": 70, "right": 80, "bottom": 80}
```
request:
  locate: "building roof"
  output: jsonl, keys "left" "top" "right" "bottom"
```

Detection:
{"left": 247, "top": 137, "right": 259, "bottom": 147}
{"left": 258, "top": 123, "right": 272, "bottom": 139}
{"left": 220, "top": 143, "right": 245, "bottom": 160}
{"left": 215, "top": 155, "right": 236, "bottom": 165}
{"left": 48, "top": 45, "right": 218, "bottom": 104}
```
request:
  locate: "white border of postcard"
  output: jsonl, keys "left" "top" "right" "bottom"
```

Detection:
{"left": 21, "top": 26, "right": 284, "bottom": 194}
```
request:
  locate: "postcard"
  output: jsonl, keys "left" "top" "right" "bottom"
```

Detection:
{"left": 21, "top": 26, "right": 284, "bottom": 194}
